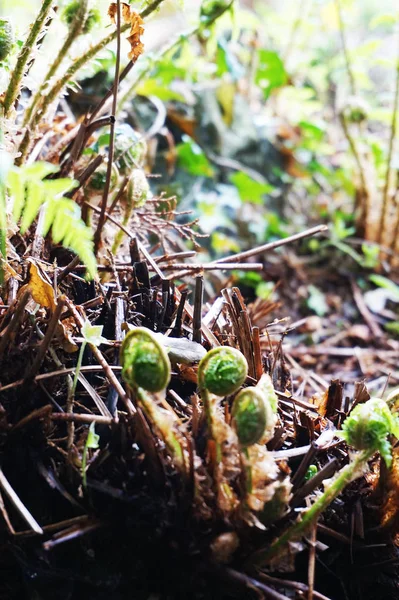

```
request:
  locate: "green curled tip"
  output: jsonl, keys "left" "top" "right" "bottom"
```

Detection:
{"left": 340, "top": 398, "right": 399, "bottom": 467}
{"left": 120, "top": 327, "right": 171, "bottom": 393}
{"left": 231, "top": 388, "right": 270, "bottom": 446}
{"left": 198, "top": 346, "right": 248, "bottom": 397}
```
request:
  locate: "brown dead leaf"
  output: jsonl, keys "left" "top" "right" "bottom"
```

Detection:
{"left": 0, "top": 258, "right": 22, "bottom": 283}
{"left": 19, "top": 259, "right": 56, "bottom": 311}
{"left": 55, "top": 317, "right": 78, "bottom": 353}
{"left": 108, "top": 3, "right": 144, "bottom": 61}
{"left": 108, "top": 2, "right": 130, "bottom": 23}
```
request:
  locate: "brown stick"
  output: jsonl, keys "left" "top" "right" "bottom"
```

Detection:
{"left": 0, "top": 290, "right": 31, "bottom": 357}
{"left": 64, "top": 299, "right": 135, "bottom": 416}
{"left": 0, "top": 469, "right": 43, "bottom": 534}
{"left": 93, "top": 0, "right": 122, "bottom": 254}
{"left": 167, "top": 225, "right": 328, "bottom": 280}
{"left": 24, "top": 297, "right": 66, "bottom": 382}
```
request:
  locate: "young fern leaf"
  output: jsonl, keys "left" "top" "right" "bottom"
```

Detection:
{"left": 6, "top": 161, "right": 97, "bottom": 279}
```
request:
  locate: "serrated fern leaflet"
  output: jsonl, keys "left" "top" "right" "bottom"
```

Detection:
{"left": 6, "top": 161, "right": 97, "bottom": 279}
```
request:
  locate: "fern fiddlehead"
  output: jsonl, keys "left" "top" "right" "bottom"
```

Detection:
{"left": 120, "top": 327, "right": 187, "bottom": 472}
{"left": 251, "top": 397, "right": 399, "bottom": 565}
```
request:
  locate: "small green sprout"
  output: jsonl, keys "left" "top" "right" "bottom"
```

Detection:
{"left": 304, "top": 465, "right": 318, "bottom": 481}
{"left": 197, "top": 346, "right": 248, "bottom": 511}
{"left": 81, "top": 422, "right": 100, "bottom": 488}
{"left": 198, "top": 346, "right": 248, "bottom": 397}
{"left": 73, "top": 320, "right": 109, "bottom": 396}
{"left": 120, "top": 328, "right": 186, "bottom": 473}
{"left": 231, "top": 388, "right": 269, "bottom": 447}
{"left": 120, "top": 328, "right": 171, "bottom": 393}
{"left": 251, "top": 397, "right": 399, "bottom": 565}
{"left": 231, "top": 374, "right": 278, "bottom": 447}
{"left": 340, "top": 398, "right": 399, "bottom": 467}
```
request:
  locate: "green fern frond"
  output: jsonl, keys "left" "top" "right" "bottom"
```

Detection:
{"left": 6, "top": 161, "right": 97, "bottom": 279}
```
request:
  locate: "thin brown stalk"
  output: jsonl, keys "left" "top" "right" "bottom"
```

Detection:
{"left": 339, "top": 113, "right": 370, "bottom": 226}
{"left": 257, "top": 573, "right": 332, "bottom": 600}
{"left": 307, "top": 509, "right": 318, "bottom": 600}
{"left": 0, "top": 469, "right": 43, "bottom": 534}
{"left": 0, "top": 365, "right": 123, "bottom": 394}
{"left": 51, "top": 413, "right": 113, "bottom": 425}
{"left": 93, "top": 0, "right": 122, "bottom": 254}
{"left": 84, "top": 201, "right": 167, "bottom": 280}
{"left": 64, "top": 298, "right": 135, "bottom": 416}
{"left": 0, "top": 290, "right": 31, "bottom": 357}
{"left": 166, "top": 225, "right": 328, "bottom": 281}
{"left": 379, "top": 34, "right": 399, "bottom": 244}
{"left": 24, "top": 297, "right": 66, "bottom": 382}
{"left": 193, "top": 276, "right": 204, "bottom": 344}
{"left": 334, "top": 0, "right": 356, "bottom": 96}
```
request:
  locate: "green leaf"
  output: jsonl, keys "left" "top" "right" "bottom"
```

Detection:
{"left": 176, "top": 139, "right": 215, "bottom": 177}
{"left": 86, "top": 422, "right": 100, "bottom": 450}
{"left": 369, "top": 275, "right": 399, "bottom": 301}
{"left": 216, "top": 38, "right": 244, "bottom": 80}
{"left": 385, "top": 321, "right": 399, "bottom": 336}
{"left": 307, "top": 285, "right": 328, "bottom": 317}
{"left": 230, "top": 172, "right": 274, "bottom": 204}
{"left": 255, "top": 49, "right": 287, "bottom": 99}
{"left": 6, "top": 162, "right": 97, "bottom": 279}
{"left": 370, "top": 13, "right": 398, "bottom": 30}
{"left": 361, "top": 243, "right": 379, "bottom": 269}
{"left": 21, "top": 180, "right": 44, "bottom": 233}
{"left": 81, "top": 320, "right": 108, "bottom": 346}
{"left": 255, "top": 281, "right": 274, "bottom": 300}
{"left": 136, "top": 79, "right": 185, "bottom": 102}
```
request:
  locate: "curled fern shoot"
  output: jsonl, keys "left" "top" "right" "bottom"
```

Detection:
{"left": 340, "top": 397, "right": 399, "bottom": 468}
{"left": 120, "top": 327, "right": 186, "bottom": 473}
{"left": 232, "top": 374, "right": 278, "bottom": 447}
{"left": 120, "top": 327, "right": 171, "bottom": 393}
{"left": 251, "top": 398, "right": 399, "bottom": 566}
{"left": 198, "top": 346, "right": 248, "bottom": 397}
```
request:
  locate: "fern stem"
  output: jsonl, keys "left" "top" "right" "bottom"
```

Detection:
{"left": 23, "top": 0, "right": 89, "bottom": 128}
{"left": 111, "top": 205, "right": 133, "bottom": 255}
{"left": 72, "top": 341, "right": 87, "bottom": 396}
{"left": 18, "top": 0, "right": 167, "bottom": 143}
{"left": 93, "top": 0, "right": 122, "bottom": 254}
{"left": 378, "top": 34, "right": 399, "bottom": 245}
{"left": 3, "top": 0, "right": 54, "bottom": 117}
{"left": 339, "top": 113, "right": 370, "bottom": 232}
{"left": 334, "top": 0, "right": 356, "bottom": 96}
{"left": 249, "top": 449, "right": 373, "bottom": 566}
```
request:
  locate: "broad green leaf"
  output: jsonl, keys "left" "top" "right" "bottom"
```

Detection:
{"left": 370, "top": 13, "right": 398, "bottom": 30}
{"left": 176, "top": 139, "right": 215, "bottom": 177}
{"left": 230, "top": 172, "right": 274, "bottom": 204}
{"left": 23, "top": 161, "right": 58, "bottom": 181}
{"left": 255, "top": 49, "right": 287, "bottom": 99}
{"left": 136, "top": 79, "right": 185, "bottom": 102}
{"left": 8, "top": 169, "right": 25, "bottom": 223}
